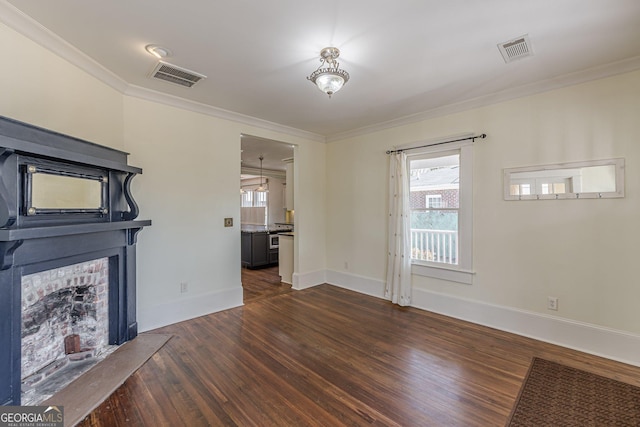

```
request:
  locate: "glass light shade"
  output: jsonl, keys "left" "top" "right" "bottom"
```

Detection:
{"left": 315, "top": 72, "right": 345, "bottom": 95}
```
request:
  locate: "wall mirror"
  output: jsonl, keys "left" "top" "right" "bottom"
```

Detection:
{"left": 25, "top": 165, "right": 108, "bottom": 215}
{"left": 503, "top": 158, "right": 624, "bottom": 200}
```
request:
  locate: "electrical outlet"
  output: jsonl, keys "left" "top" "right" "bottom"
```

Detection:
{"left": 180, "top": 282, "right": 188, "bottom": 293}
{"left": 344, "top": 261, "right": 349, "bottom": 270}
{"left": 224, "top": 217, "right": 233, "bottom": 227}
{"left": 547, "top": 296, "right": 558, "bottom": 311}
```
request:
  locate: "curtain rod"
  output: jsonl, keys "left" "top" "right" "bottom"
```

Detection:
{"left": 386, "top": 133, "right": 487, "bottom": 154}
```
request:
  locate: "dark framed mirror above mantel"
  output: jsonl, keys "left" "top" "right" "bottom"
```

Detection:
{"left": 22, "top": 160, "right": 108, "bottom": 217}
{"left": 0, "top": 116, "right": 151, "bottom": 405}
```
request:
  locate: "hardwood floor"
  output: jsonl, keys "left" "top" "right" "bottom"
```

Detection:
{"left": 242, "top": 265, "right": 292, "bottom": 304}
{"left": 78, "top": 284, "right": 640, "bottom": 426}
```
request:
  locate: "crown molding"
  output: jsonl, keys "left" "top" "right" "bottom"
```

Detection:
{"left": 0, "top": 1, "right": 129, "bottom": 93}
{"left": 124, "top": 85, "right": 325, "bottom": 143}
{"left": 4, "top": 0, "right": 640, "bottom": 146}
{"left": 326, "top": 55, "right": 640, "bottom": 143}
{"left": 0, "top": 0, "right": 325, "bottom": 144}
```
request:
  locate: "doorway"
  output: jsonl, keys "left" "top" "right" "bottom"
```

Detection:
{"left": 242, "top": 266, "right": 291, "bottom": 303}
{"left": 240, "top": 135, "right": 295, "bottom": 303}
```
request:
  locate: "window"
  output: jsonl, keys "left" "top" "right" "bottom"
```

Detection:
{"left": 241, "top": 189, "right": 268, "bottom": 207}
{"left": 541, "top": 182, "right": 567, "bottom": 195}
{"left": 409, "top": 152, "right": 460, "bottom": 265}
{"left": 425, "top": 194, "right": 443, "bottom": 208}
{"left": 241, "top": 190, "right": 253, "bottom": 207}
{"left": 241, "top": 188, "right": 268, "bottom": 225}
{"left": 510, "top": 178, "right": 568, "bottom": 197}
{"left": 510, "top": 183, "right": 531, "bottom": 196}
{"left": 407, "top": 142, "right": 473, "bottom": 284}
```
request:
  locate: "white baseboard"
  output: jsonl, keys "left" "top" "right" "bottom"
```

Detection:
{"left": 292, "top": 269, "right": 326, "bottom": 290}
{"left": 326, "top": 269, "right": 385, "bottom": 298}
{"left": 326, "top": 269, "right": 640, "bottom": 367}
{"left": 138, "top": 285, "right": 243, "bottom": 332}
{"left": 412, "top": 288, "right": 640, "bottom": 367}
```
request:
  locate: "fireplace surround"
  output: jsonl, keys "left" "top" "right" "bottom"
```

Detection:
{"left": 0, "top": 116, "right": 150, "bottom": 405}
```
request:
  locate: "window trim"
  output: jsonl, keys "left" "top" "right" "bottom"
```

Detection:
{"left": 411, "top": 263, "right": 474, "bottom": 285}
{"left": 407, "top": 139, "right": 474, "bottom": 284}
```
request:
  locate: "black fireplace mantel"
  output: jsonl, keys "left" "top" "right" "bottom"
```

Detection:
{"left": 0, "top": 116, "right": 151, "bottom": 405}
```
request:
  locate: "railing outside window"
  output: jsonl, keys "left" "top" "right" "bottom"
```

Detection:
{"left": 411, "top": 229, "right": 458, "bottom": 265}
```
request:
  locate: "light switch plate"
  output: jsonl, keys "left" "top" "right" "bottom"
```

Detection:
{"left": 224, "top": 217, "right": 233, "bottom": 227}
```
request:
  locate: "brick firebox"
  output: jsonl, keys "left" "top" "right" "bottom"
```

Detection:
{"left": 21, "top": 258, "right": 109, "bottom": 380}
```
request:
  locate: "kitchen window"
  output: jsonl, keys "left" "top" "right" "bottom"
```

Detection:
{"left": 408, "top": 142, "right": 473, "bottom": 284}
{"left": 241, "top": 190, "right": 268, "bottom": 208}
{"left": 241, "top": 189, "right": 268, "bottom": 225}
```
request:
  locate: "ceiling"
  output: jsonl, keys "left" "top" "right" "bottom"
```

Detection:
{"left": 3, "top": 0, "right": 640, "bottom": 142}
{"left": 241, "top": 136, "right": 294, "bottom": 172}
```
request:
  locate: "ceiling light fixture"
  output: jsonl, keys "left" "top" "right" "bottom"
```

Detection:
{"left": 307, "top": 47, "right": 350, "bottom": 98}
{"left": 256, "top": 155, "right": 268, "bottom": 192}
{"left": 145, "top": 44, "right": 171, "bottom": 59}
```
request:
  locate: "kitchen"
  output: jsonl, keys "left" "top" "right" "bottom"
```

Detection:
{"left": 240, "top": 135, "right": 295, "bottom": 287}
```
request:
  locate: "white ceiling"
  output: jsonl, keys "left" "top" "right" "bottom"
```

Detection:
{"left": 241, "top": 135, "right": 294, "bottom": 172}
{"left": 3, "top": 0, "right": 640, "bottom": 143}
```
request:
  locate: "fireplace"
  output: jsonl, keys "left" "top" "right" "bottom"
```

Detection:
{"left": 0, "top": 116, "right": 150, "bottom": 405}
{"left": 20, "top": 257, "right": 113, "bottom": 404}
{"left": 21, "top": 258, "right": 110, "bottom": 378}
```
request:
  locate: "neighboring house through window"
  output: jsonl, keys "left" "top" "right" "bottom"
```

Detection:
{"left": 425, "top": 194, "right": 443, "bottom": 208}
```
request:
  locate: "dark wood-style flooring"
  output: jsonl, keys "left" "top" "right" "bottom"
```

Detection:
{"left": 78, "top": 275, "right": 640, "bottom": 426}
{"left": 242, "top": 265, "right": 292, "bottom": 304}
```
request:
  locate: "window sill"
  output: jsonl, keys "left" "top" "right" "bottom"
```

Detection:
{"left": 411, "top": 262, "right": 474, "bottom": 285}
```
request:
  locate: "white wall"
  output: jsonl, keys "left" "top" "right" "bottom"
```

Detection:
{"left": 0, "top": 23, "right": 124, "bottom": 149}
{"left": 123, "top": 98, "right": 244, "bottom": 329}
{"left": 326, "top": 70, "right": 640, "bottom": 364}
{"left": 292, "top": 141, "right": 327, "bottom": 288}
{"left": 124, "top": 101, "right": 327, "bottom": 328}
{"left": 7, "top": 13, "right": 639, "bottom": 365}
{"left": 0, "top": 22, "right": 328, "bottom": 332}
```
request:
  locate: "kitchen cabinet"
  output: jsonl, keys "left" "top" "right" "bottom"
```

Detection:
{"left": 241, "top": 231, "right": 270, "bottom": 268}
{"left": 242, "top": 230, "right": 282, "bottom": 269}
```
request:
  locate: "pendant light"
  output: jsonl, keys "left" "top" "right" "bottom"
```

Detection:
{"left": 256, "top": 155, "right": 268, "bottom": 192}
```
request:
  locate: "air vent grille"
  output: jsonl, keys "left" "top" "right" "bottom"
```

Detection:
{"left": 149, "top": 61, "right": 207, "bottom": 88}
{"left": 498, "top": 34, "right": 533, "bottom": 63}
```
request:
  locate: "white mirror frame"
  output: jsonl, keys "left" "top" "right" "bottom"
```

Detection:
{"left": 503, "top": 158, "right": 625, "bottom": 200}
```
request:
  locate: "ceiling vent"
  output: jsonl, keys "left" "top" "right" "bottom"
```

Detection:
{"left": 498, "top": 34, "right": 533, "bottom": 63}
{"left": 149, "top": 61, "right": 207, "bottom": 88}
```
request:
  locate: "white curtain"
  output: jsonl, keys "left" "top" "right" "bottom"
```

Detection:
{"left": 385, "top": 151, "right": 412, "bottom": 306}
